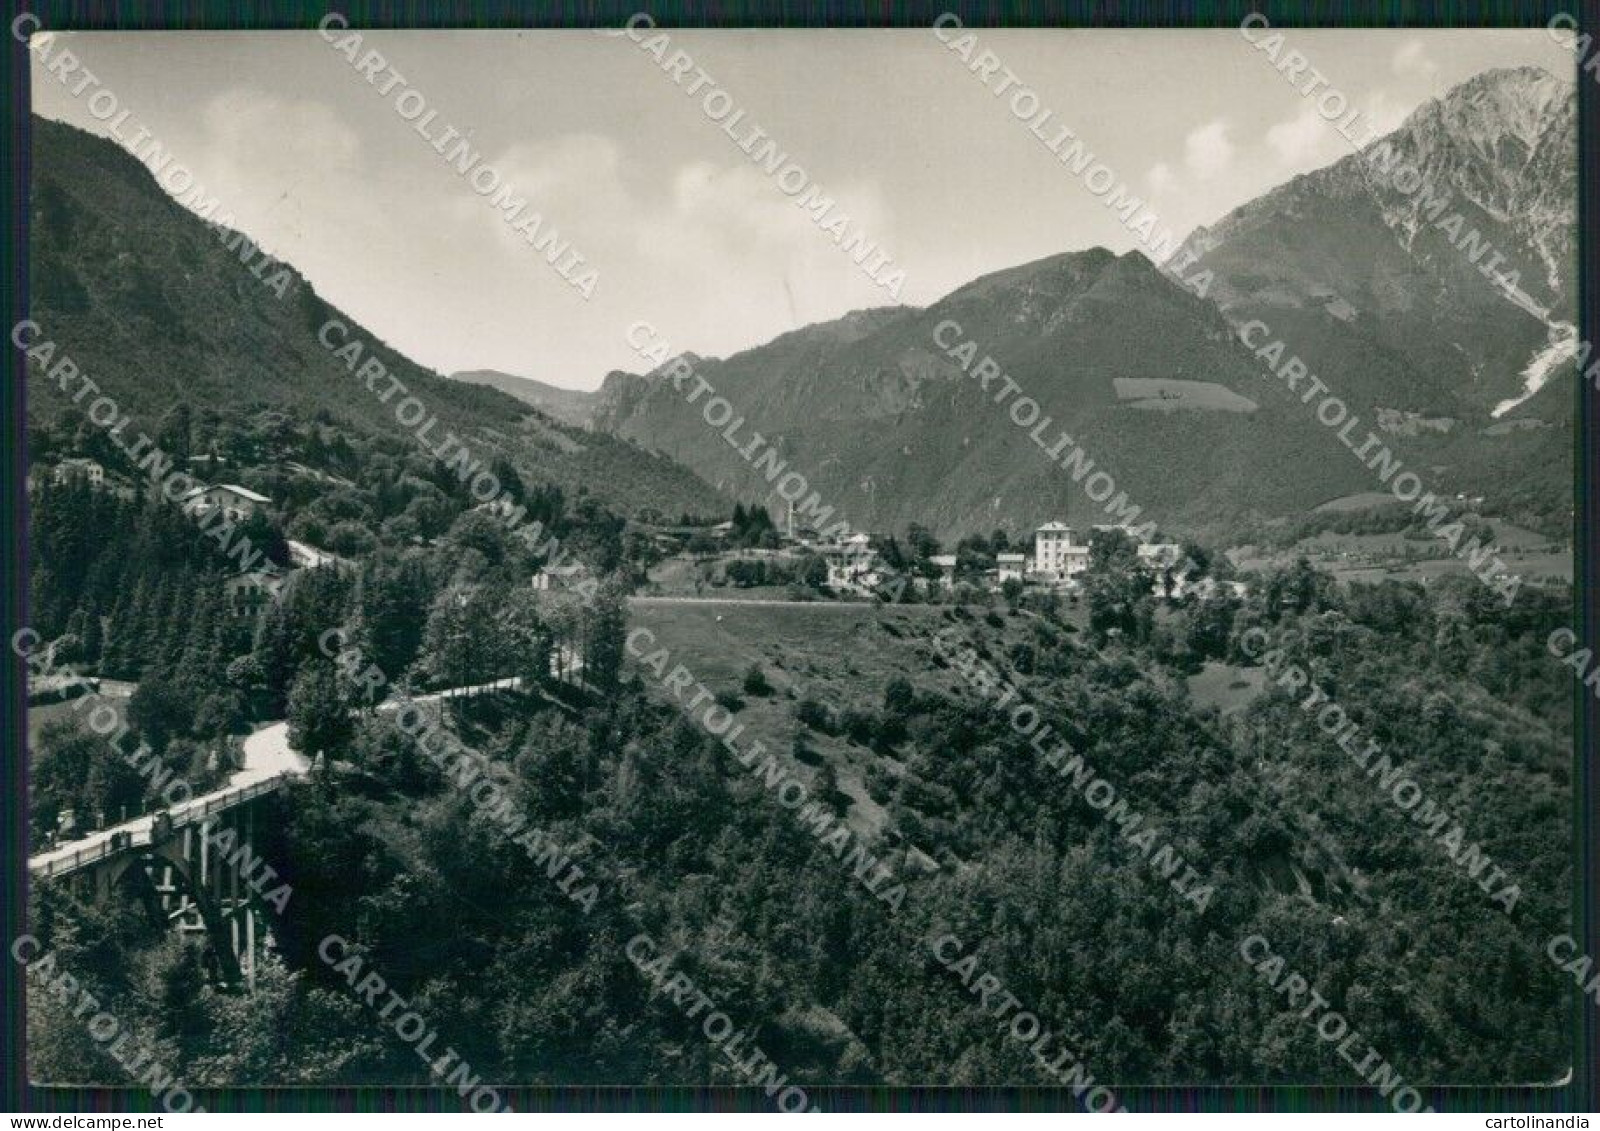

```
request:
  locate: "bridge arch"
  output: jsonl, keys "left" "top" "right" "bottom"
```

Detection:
{"left": 42, "top": 791, "right": 284, "bottom": 992}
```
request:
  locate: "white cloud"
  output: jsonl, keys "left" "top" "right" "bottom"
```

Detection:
{"left": 1393, "top": 40, "right": 1440, "bottom": 82}
{"left": 190, "top": 89, "right": 371, "bottom": 262}
{"left": 492, "top": 134, "right": 626, "bottom": 208}
{"left": 1141, "top": 83, "right": 1424, "bottom": 245}
{"left": 1183, "top": 119, "right": 1234, "bottom": 179}
{"left": 432, "top": 131, "right": 903, "bottom": 366}
{"left": 202, "top": 89, "right": 362, "bottom": 170}
{"left": 1265, "top": 103, "right": 1333, "bottom": 167}
{"left": 1360, "top": 90, "right": 1414, "bottom": 138}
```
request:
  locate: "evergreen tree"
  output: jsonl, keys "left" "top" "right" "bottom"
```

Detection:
{"left": 81, "top": 608, "right": 104, "bottom": 666}
{"left": 357, "top": 558, "right": 423, "bottom": 677}
{"left": 59, "top": 606, "right": 89, "bottom": 664}
{"left": 581, "top": 581, "right": 628, "bottom": 691}
{"left": 503, "top": 585, "right": 553, "bottom": 689}
{"left": 422, "top": 587, "right": 476, "bottom": 689}
{"left": 287, "top": 661, "right": 353, "bottom": 757}
{"left": 106, "top": 576, "right": 155, "bottom": 679}
{"left": 1084, "top": 528, "right": 1153, "bottom": 642}
{"left": 156, "top": 403, "right": 192, "bottom": 462}
{"left": 251, "top": 601, "right": 297, "bottom": 717}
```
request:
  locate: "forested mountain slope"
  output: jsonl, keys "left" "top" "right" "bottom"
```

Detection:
{"left": 28, "top": 116, "right": 725, "bottom": 520}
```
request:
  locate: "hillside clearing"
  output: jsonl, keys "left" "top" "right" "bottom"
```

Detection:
{"left": 626, "top": 599, "right": 1028, "bottom": 840}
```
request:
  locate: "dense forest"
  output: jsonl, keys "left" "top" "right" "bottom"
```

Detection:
{"left": 26, "top": 463, "right": 1572, "bottom": 1090}
{"left": 21, "top": 79, "right": 1577, "bottom": 1103}
{"left": 24, "top": 410, "right": 632, "bottom": 845}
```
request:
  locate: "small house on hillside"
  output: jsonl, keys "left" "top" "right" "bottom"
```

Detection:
{"left": 532, "top": 563, "right": 587, "bottom": 591}
{"left": 53, "top": 458, "right": 105, "bottom": 486}
{"left": 820, "top": 534, "right": 882, "bottom": 590}
{"left": 928, "top": 554, "right": 958, "bottom": 585}
{"left": 1033, "top": 522, "right": 1089, "bottom": 583}
{"left": 224, "top": 564, "right": 288, "bottom": 616}
{"left": 183, "top": 483, "right": 271, "bottom": 523}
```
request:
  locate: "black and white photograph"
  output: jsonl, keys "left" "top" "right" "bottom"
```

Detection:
{"left": 5, "top": 6, "right": 1598, "bottom": 1121}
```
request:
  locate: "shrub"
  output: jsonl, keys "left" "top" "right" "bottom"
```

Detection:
{"left": 792, "top": 732, "right": 823, "bottom": 765}
{"left": 742, "top": 664, "right": 773, "bottom": 696}
{"left": 841, "top": 707, "right": 877, "bottom": 745}
{"left": 874, "top": 713, "right": 908, "bottom": 750}
{"left": 796, "top": 697, "right": 833, "bottom": 733}
{"left": 864, "top": 762, "right": 898, "bottom": 805}
{"left": 883, "top": 676, "right": 916, "bottom": 717}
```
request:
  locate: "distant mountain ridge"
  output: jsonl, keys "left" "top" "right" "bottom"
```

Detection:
{"left": 451, "top": 369, "right": 599, "bottom": 429}
{"left": 1180, "top": 65, "right": 1576, "bottom": 417}
{"left": 594, "top": 66, "right": 1575, "bottom": 537}
{"left": 31, "top": 61, "right": 1573, "bottom": 542}
{"left": 28, "top": 116, "right": 726, "bottom": 520}
{"left": 1178, "top": 63, "right": 1576, "bottom": 517}
{"left": 594, "top": 248, "right": 1338, "bottom": 537}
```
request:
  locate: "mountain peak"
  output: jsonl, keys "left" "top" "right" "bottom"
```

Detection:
{"left": 1452, "top": 63, "right": 1566, "bottom": 99}
{"left": 643, "top": 351, "right": 713, "bottom": 381}
{"left": 1402, "top": 64, "right": 1571, "bottom": 154}
{"left": 939, "top": 246, "right": 1119, "bottom": 307}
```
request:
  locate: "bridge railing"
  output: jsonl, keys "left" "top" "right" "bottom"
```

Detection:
{"left": 165, "top": 776, "right": 286, "bottom": 832}
{"left": 28, "top": 775, "right": 290, "bottom": 880}
{"left": 27, "top": 826, "right": 155, "bottom": 880}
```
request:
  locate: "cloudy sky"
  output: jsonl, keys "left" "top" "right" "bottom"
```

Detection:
{"left": 32, "top": 27, "right": 1573, "bottom": 389}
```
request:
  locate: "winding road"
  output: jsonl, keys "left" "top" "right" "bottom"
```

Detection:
{"left": 629, "top": 595, "right": 878, "bottom": 609}
{"left": 28, "top": 675, "right": 529, "bottom": 878}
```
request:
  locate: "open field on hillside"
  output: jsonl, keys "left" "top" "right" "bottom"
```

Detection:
{"left": 1312, "top": 491, "right": 1401, "bottom": 512}
{"left": 29, "top": 691, "right": 127, "bottom": 752}
{"left": 1112, "top": 377, "right": 1258, "bottom": 413}
{"left": 1230, "top": 516, "right": 1570, "bottom": 587}
{"left": 1186, "top": 660, "right": 1267, "bottom": 716}
{"left": 626, "top": 597, "right": 1059, "bottom": 839}
{"left": 643, "top": 553, "right": 818, "bottom": 600}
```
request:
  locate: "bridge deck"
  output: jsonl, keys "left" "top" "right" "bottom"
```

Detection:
{"left": 28, "top": 775, "right": 291, "bottom": 879}
{"left": 28, "top": 675, "right": 528, "bottom": 879}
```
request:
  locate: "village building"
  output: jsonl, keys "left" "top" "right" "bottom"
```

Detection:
{"left": 532, "top": 563, "right": 588, "bottom": 591}
{"left": 1033, "top": 522, "right": 1090, "bottom": 584}
{"left": 821, "top": 533, "right": 882, "bottom": 591}
{"left": 183, "top": 483, "right": 271, "bottom": 524}
{"left": 53, "top": 457, "right": 105, "bottom": 487}
{"left": 223, "top": 564, "right": 288, "bottom": 617}
{"left": 996, "top": 552, "right": 1028, "bottom": 583}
